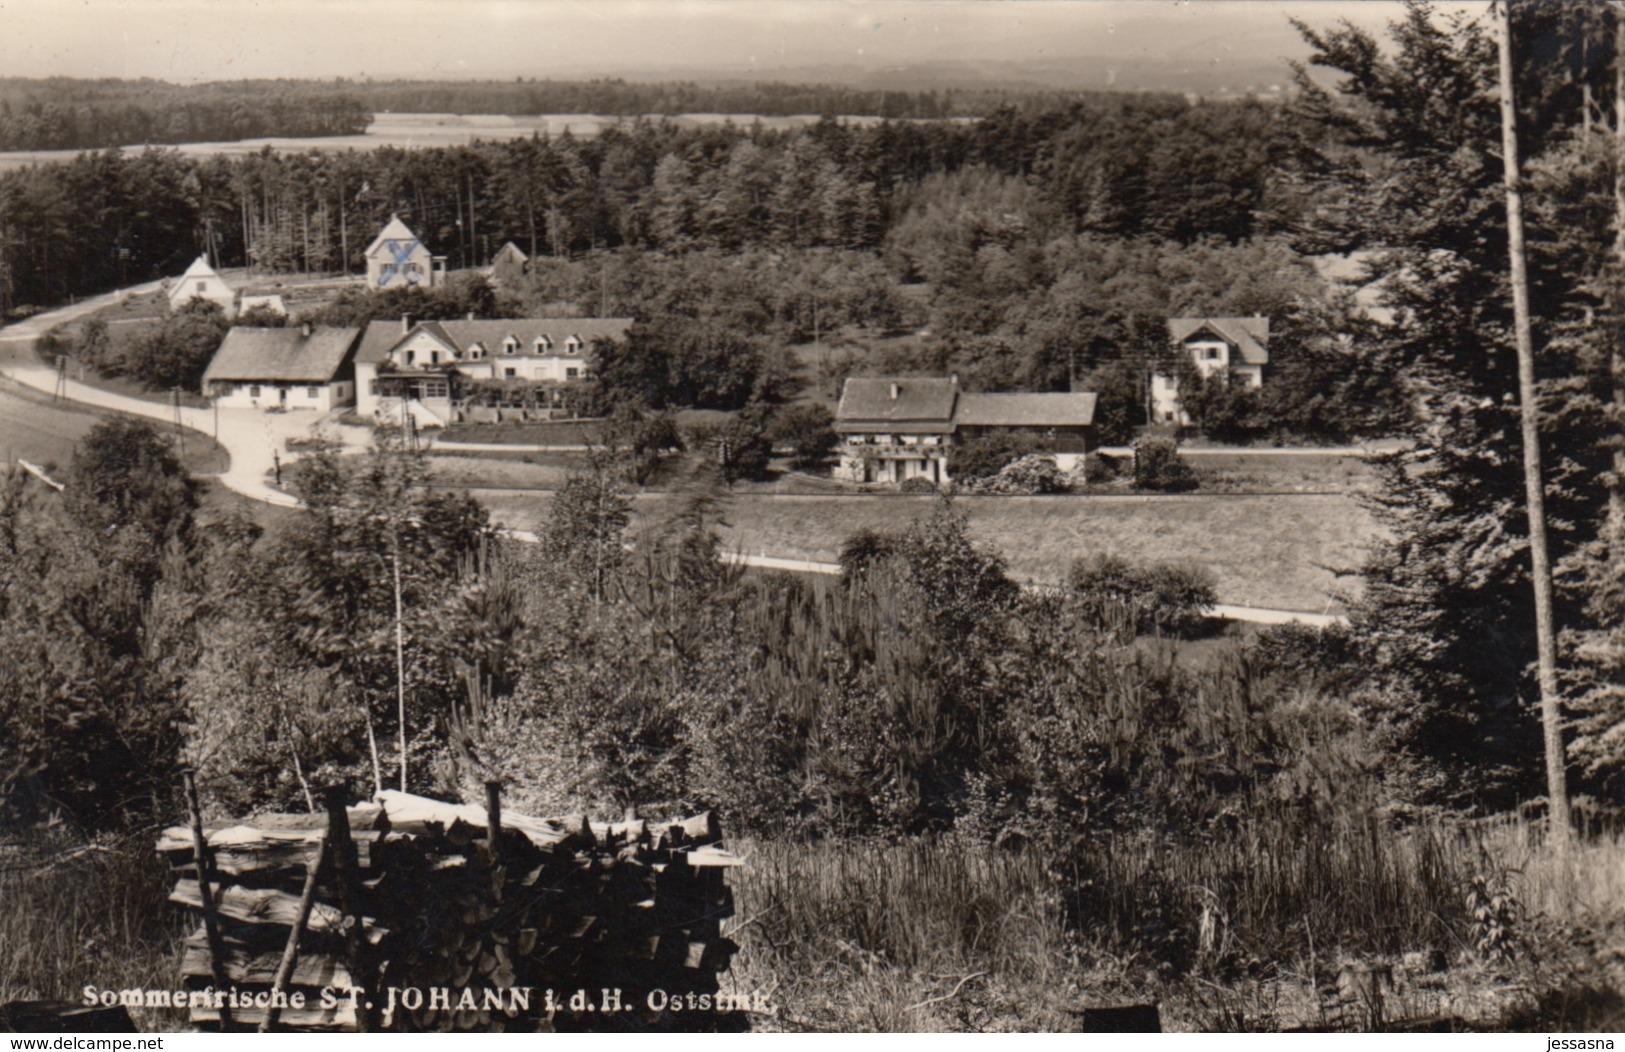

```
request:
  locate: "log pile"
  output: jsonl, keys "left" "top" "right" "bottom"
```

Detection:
{"left": 156, "top": 787, "right": 741, "bottom": 1032}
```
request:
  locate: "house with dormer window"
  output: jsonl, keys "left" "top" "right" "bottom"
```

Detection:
{"left": 1150, "top": 316, "right": 1270, "bottom": 424}
{"left": 352, "top": 315, "right": 634, "bottom": 424}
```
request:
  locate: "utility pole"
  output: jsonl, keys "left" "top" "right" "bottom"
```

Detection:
{"left": 1496, "top": 1, "right": 1570, "bottom": 848}
{"left": 391, "top": 522, "right": 408, "bottom": 792}
{"left": 1610, "top": 17, "right": 1625, "bottom": 548}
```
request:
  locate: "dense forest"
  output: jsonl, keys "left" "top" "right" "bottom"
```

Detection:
{"left": 0, "top": 78, "right": 373, "bottom": 151}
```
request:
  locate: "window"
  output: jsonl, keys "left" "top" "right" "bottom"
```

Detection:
{"left": 503, "top": 338, "right": 518, "bottom": 355}
{"left": 307, "top": 386, "right": 320, "bottom": 398}
{"left": 429, "top": 351, "right": 440, "bottom": 365}
{"left": 565, "top": 367, "right": 579, "bottom": 380}
{"left": 368, "top": 380, "right": 379, "bottom": 396}
{"left": 565, "top": 337, "right": 580, "bottom": 355}
{"left": 504, "top": 367, "right": 516, "bottom": 379}
{"left": 468, "top": 345, "right": 483, "bottom": 360}
{"left": 423, "top": 379, "right": 449, "bottom": 399}
{"left": 405, "top": 350, "right": 416, "bottom": 366}
{"left": 534, "top": 336, "right": 551, "bottom": 354}
{"left": 196, "top": 281, "right": 207, "bottom": 293}
{"left": 249, "top": 385, "right": 261, "bottom": 398}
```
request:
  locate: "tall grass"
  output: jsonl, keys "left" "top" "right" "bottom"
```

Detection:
{"left": 0, "top": 834, "right": 187, "bottom": 1031}
{"left": 728, "top": 813, "right": 1625, "bottom": 1031}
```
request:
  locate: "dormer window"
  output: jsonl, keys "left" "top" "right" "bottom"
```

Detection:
{"left": 565, "top": 336, "right": 581, "bottom": 355}
{"left": 503, "top": 337, "right": 518, "bottom": 355}
{"left": 534, "top": 335, "right": 552, "bottom": 354}
{"left": 467, "top": 344, "right": 484, "bottom": 360}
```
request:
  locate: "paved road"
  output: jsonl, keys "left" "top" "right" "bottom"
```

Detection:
{"left": 0, "top": 285, "right": 371, "bottom": 508}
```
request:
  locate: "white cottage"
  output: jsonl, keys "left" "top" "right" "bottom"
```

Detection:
{"left": 201, "top": 322, "right": 360, "bottom": 411}
{"left": 1151, "top": 316, "right": 1271, "bottom": 424}
{"left": 364, "top": 215, "right": 446, "bottom": 292}
{"left": 169, "top": 255, "right": 235, "bottom": 316}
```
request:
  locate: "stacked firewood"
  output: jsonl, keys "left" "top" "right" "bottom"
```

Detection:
{"left": 156, "top": 788, "right": 741, "bottom": 1032}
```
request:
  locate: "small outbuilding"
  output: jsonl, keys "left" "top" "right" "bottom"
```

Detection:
{"left": 169, "top": 255, "right": 235, "bottom": 316}
{"left": 201, "top": 322, "right": 361, "bottom": 411}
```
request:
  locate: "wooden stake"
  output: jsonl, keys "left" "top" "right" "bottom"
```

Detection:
{"left": 1497, "top": 1, "right": 1571, "bottom": 849}
{"left": 259, "top": 836, "right": 326, "bottom": 1033}
{"left": 324, "top": 786, "right": 373, "bottom": 1031}
{"left": 484, "top": 779, "right": 503, "bottom": 860}
{"left": 182, "top": 770, "right": 234, "bottom": 1031}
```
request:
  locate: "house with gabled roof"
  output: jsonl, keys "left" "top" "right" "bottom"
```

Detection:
{"left": 353, "top": 315, "right": 634, "bottom": 425}
{"left": 364, "top": 215, "right": 447, "bottom": 292}
{"left": 201, "top": 321, "right": 361, "bottom": 411}
{"left": 1152, "top": 316, "right": 1270, "bottom": 424}
{"left": 832, "top": 376, "right": 1097, "bottom": 484}
{"left": 489, "top": 241, "right": 529, "bottom": 287}
{"left": 168, "top": 255, "right": 236, "bottom": 316}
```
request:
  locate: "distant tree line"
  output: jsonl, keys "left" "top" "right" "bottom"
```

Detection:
{"left": 0, "top": 78, "right": 372, "bottom": 151}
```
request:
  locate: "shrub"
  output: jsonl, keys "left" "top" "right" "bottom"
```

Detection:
{"left": 950, "top": 430, "right": 1040, "bottom": 480}
{"left": 966, "top": 453, "right": 1068, "bottom": 495}
{"left": 1084, "top": 453, "right": 1120, "bottom": 485}
{"left": 1067, "top": 552, "right": 1217, "bottom": 636}
{"left": 899, "top": 475, "right": 938, "bottom": 494}
{"left": 1132, "top": 436, "right": 1198, "bottom": 492}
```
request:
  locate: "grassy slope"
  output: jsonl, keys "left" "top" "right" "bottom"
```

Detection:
{"left": 472, "top": 489, "right": 1378, "bottom": 611}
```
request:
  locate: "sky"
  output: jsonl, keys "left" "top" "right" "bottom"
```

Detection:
{"left": 0, "top": 1, "right": 1483, "bottom": 85}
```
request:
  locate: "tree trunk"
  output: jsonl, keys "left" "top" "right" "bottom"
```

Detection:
{"left": 1497, "top": 3, "right": 1570, "bottom": 849}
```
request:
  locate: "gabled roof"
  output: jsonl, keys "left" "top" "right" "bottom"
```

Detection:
{"left": 492, "top": 241, "right": 528, "bottom": 265}
{"left": 955, "top": 392, "right": 1096, "bottom": 428}
{"left": 1168, "top": 316, "right": 1270, "bottom": 365}
{"left": 834, "top": 377, "right": 958, "bottom": 433}
{"left": 355, "top": 317, "right": 636, "bottom": 365}
{"left": 178, "top": 255, "right": 224, "bottom": 282}
{"left": 365, "top": 215, "right": 423, "bottom": 258}
{"left": 202, "top": 326, "right": 361, "bottom": 385}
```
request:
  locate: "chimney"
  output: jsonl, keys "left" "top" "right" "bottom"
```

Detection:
{"left": 401, "top": 314, "right": 412, "bottom": 335}
{"left": 890, "top": 382, "right": 900, "bottom": 401}
{"left": 300, "top": 320, "right": 312, "bottom": 339}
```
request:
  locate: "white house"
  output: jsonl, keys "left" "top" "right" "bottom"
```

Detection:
{"left": 832, "top": 376, "right": 1097, "bottom": 484}
{"left": 238, "top": 294, "right": 289, "bottom": 318}
{"left": 168, "top": 255, "right": 235, "bottom": 316}
{"left": 201, "top": 321, "right": 360, "bottom": 412}
{"left": 364, "top": 215, "right": 447, "bottom": 292}
{"left": 1151, "top": 316, "right": 1271, "bottom": 424}
{"left": 353, "top": 316, "right": 634, "bottom": 424}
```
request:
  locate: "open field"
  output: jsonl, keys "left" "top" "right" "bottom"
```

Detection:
{"left": 472, "top": 489, "right": 1377, "bottom": 611}
{"left": 1188, "top": 452, "right": 1374, "bottom": 494}
{"left": 0, "top": 112, "right": 942, "bottom": 174}
{"left": 0, "top": 380, "right": 229, "bottom": 479}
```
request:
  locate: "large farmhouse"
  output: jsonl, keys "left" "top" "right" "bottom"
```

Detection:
{"left": 169, "top": 255, "right": 236, "bottom": 316}
{"left": 1151, "top": 316, "right": 1270, "bottom": 424}
{"left": 833, "top": 377, "right": 1097, "bottom": 484}
{"left": 353, "top": 316, "right": 634, "bottom": 425}
{"left": 201, "top": 322, "right": 360, "bottom": 411}
{"left": 364, "top": 215, "right": 447, "bottom": 292}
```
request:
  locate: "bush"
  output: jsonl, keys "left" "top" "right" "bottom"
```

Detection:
{"left": 965, "top": 453, "right": 1068, "bottom": 495}
{"left": 1083, "top": 452, "right": 1120, "bottom": 485}
{"left": 950, "top": 430, "right": 1040, "bottom": 480}
{"left": 1132, "top": 436, "right": 1198, "bottom": 492}
{"left": 899, "top": 475, "right": 939, "bottom": 494}
{"left": 1067, "top": 552, "right": 1217, "bottom": 636}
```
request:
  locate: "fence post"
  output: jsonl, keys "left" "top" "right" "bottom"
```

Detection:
{"left": 181, "top": 769, "right": 234, "bottom": 1031}
{"left": 324, "top": 785, "right": 373, "bottom": 1032}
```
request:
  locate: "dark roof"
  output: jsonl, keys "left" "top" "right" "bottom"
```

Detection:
{"left": 355, "top": 317, "right": 635, "bottom": 365}
{"left": 1168, "top": 317, "right": 1270, "bottom": 365}
{"left": 202, "top": 326, "right": 360, "bottom": 385}
{"left": 834, "top": 378, "right": 958, "bottom": 432}
{"left": 955, "top": 392, "right": 1096, "bottom": 428}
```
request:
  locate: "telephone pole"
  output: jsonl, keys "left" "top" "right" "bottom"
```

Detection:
{"left": 1496, "top": 1, "right": 1570, "bottom": 848}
